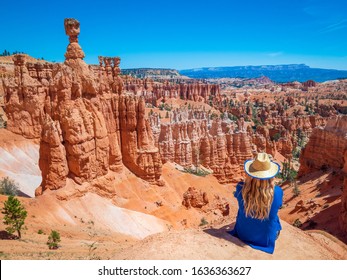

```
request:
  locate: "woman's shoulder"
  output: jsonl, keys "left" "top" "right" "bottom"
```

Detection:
{"left": 234, "top": 181, "right": 244, "bottom": 198}
{"left": 236, "top": 181, "right": 244, "bottom": 191}
{"left": 237, "top": 181, "right": 244, "bottom": 187}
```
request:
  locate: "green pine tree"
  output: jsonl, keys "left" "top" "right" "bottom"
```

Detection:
{"left": 47, "top": 230, "right": 61, "bottom": 249}
{"left": 2, "top": 196, "right": 27, "bottom": 239}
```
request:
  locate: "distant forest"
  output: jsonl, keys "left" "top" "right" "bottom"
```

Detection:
{"left": 0, "top": 50, "right": 25, "bottom": 56}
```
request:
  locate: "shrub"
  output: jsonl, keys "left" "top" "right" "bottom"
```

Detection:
{"left": 37, "top": 229, "right": 44, "bottom": 234}
{"left": 0, "top": 177, "right": 19, "bottom": 196}
{"left": 271, "top": 133, "right": 281, "bottom": 142}
{"left": 293, "top": 219, "right": 302, "bottom": 228}
{"left": 158, "top": 103, "right": 165, "bottom": 110}
{"left": 47, "top": 230, "right": 61, "bottom": 249}
{"left": 183, "top": 167, "right": 210, "bottom": 177}
{"left": 83, "top": 241, "right": 99, "bottom": 260}
{"left": 228, "top": 114, "right": 238, "bottom": 121}
{"left": 0, "top": 115, "right": 7, "bottom": 128}
{"left": 1, "top": 196, "right": 27, "bottom": 239}
{"left": 199, "top": 217, "right": 208, "bottom": 227}
{"left": 292, "top": 147, "right": 301, "bottom": 159}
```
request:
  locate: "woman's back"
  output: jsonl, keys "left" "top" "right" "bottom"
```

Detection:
{"left": 230, "top": 181, "right": 283, "bottom": 254}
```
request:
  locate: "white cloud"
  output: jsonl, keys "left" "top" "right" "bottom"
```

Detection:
{"left": 267, "top": 52, "right": 283, "bottom": 57}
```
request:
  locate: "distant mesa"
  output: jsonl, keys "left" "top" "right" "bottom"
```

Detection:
{"left": 179, "top": 64, "right": 347, "bottom": 83}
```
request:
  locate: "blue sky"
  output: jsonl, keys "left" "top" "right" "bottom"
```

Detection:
{"left": 1, "top": 0, "right": 347, "bottom": 69}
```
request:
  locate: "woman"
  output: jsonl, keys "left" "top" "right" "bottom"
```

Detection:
{"left": 229, "top": 152, "right": 283, "bottom": 254}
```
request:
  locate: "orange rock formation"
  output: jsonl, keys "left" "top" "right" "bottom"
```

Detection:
{"left": 298, "top": 115, "right": 347, "bottom": 234}
{"left": 2, "top": 19, "right": 163, "bottom": 195}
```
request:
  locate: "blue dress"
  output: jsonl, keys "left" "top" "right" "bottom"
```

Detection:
{"left": 229, "top": 182, "right": 283, "bottom": 254}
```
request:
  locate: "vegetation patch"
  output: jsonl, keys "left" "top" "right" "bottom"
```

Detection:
{"left": 47, "top": 230, "right": 61, "bottom": 249}
{"left": 183, "top": 167, "right": 211, "bottom": 177}
{"left": 1, "top": 195, "right": 27, "bottom": 239}
{"left": 199, "top": 217, "right": 208, "bottom": 227}
{"left": 0, "top": 177, "right": 19, "bottom": 196}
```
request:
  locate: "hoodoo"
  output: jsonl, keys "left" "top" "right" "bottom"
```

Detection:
{"left": 2, "top": 18, "right": 163, "bottom": 195}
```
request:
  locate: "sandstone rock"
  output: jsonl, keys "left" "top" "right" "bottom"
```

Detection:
{"left": 298, "top": 115, "right": 347, "bottom": 234}
{"left": 212, "top": 195, "right": 230, "bottom": 216}
{"left": 340, "top": 174, "right": 347, "bottom": 234}
{"left": 123, "top": 76, "right": 220, "bottom": 105}
{"left": 299, "top": 115, "right": 347, "bottom": 175}
{"left": 2, "top": 55, "right": 47, "bottom": 139}
{"left": 36, "top": 116, "right": 68, "bottom": 195}
{"left": 64, "top": 18, "right": 85, "bottom": 60}
{"left": 119, "top": 95, "right": 162, "bottom": 184}
{"left": 2, "top": 18, "right": 163, "bottom": 195}
{"left": 182, "top": 187, "right": 209, "bottom": 209}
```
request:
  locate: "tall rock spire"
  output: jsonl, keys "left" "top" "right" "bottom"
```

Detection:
{"left": 64, "top": 18, "right": 85, "bottom": 60}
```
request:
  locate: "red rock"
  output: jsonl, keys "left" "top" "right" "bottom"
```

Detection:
{"left": 2, "top": 18, "right": 163, "bottom": 195}
{"left": 298, "top": 115, "right": 347, "bottom": 234}
{"left": 119, "top": 95, "right": 162, "bottom": 184}
{"left": 36, "top": 116, "right": 68, "bottom": 195}
{"left": 299, "top": 115, "right": 347, "bottom": 175}
{"left": 2, "top": 55, "right": 47, "bottom": 139}
{"left": 182, "top": 187, "right": 209, "bottom": 209}
{"left": 340, "top": 172, "right": 347, "bottom": 234}
{"left": 156, "top": 111, "right": 253, "bottom": 183}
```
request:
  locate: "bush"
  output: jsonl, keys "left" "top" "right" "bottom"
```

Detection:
{"left": 183, "top": 167, "right": 210, "bottom": 177}
{"left": 0, "top": 115, "right": 7, "bottom": 128}
{"left": 37, "top": 229, "right": 44, "bottom": 234}
{"left": 271, "top": 133, "right": 281, "bottom": 142}
{"left": 292, "top": 147, "right": 301, "bottom": 159}
{"left": 158, "top": 103, "right": 164, "bottom": 110}
{"left": 199, "top": 217, "right": 208, "bottom": 227}
{"left": 280, "top": 161, "right": 298, "bottom": 182}
{"left": 47, "top": 230, "right": 61, "bottom": 249}
{"left": 0, "top": 177, "right": 19, "bottom": 196}
{"left": 293, "top": 219, "right": 302, "bottom": 228}
{"left": 1, "top": 196, "right": 27, "bottom": 239}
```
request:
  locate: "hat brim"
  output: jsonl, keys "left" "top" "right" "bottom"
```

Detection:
{"left": 244, "top": 159, "right": 280, "bottom": 180}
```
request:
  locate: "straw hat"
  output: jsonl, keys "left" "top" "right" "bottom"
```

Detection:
{"left": 244, "top": 153, "right": 280, "bottom": 180}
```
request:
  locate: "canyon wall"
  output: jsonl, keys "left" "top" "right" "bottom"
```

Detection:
{"left": 155, "top": 110, "right": 255, "bottom": 183}
{"left": 298, "top": 115, "right": 347, "bottom": 234}
{"left": 152, "top": 103, "right": 330, "bottom": 184}
{"left": 341, "top": 151, "right": 347, "bottom": 234}
{"left": 299, "top": 115, "right": 347, "bottom": 175}
{"left": 123, "top": 77, "right": 220, "bottom": 105}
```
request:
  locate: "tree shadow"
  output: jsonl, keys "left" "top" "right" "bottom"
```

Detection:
{"left": 0, "top": 230, "right": 18, "bottom": 240}
{"left": 203, "top": 223, "right": 247, "bottom": 249}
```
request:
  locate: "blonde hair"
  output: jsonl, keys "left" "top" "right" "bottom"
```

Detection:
{"left": 241, "top": 175, "right": 275, "bottom": 220}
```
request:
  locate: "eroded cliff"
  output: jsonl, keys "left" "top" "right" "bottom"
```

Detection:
{"left": 2, "top": 19, "right": 163, "bottom": 195}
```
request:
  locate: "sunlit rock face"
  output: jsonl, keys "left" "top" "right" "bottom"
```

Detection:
{"left": 2, "top": 18, "right": 163, "bottom": 196}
